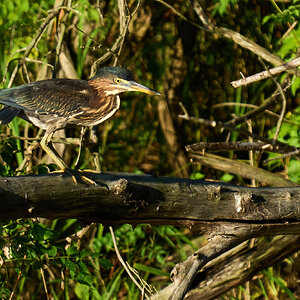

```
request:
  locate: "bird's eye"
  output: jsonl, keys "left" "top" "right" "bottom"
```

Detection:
{"left": 114, "top": 78, "right": 121, "bottom": 84}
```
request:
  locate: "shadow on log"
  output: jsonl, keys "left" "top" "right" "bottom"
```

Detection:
{"left": 1, "top": 172, "right": 300, "bottom": 299}
{"left": 0, "top": 172, "right": 300, "bottom": 229}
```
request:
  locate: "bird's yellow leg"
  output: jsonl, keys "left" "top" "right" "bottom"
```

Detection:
{"left": 40, "top": 131, "right": 97, "bottom": 185}
{"left": 40, "top": 131, "right": 68, "bottom": 170}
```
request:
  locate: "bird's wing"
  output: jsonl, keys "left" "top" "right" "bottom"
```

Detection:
{"left": 0, "top": 79, "right": 93, "bottom": 118}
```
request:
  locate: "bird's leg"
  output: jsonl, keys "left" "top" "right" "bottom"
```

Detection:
{"left": 74, "top": 127, "right": 87, "bottom": 168}
{"left": 40, "top": 131, "right": 68, "bottom": 170}
{"left": 40, "top": 130, "right": 97, "bottom": 185}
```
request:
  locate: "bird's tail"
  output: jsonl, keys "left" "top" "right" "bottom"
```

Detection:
{"left": 0, "top": 106, "right": 20, "bottom": 124}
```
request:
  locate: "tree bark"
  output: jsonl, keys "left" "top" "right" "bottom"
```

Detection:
{"left": 0, "top": 172, "right": 300, "bottom": 230}
{"left": 1, "top": 172, "right": 300, "bottom": 299}
{"left": 151, "top": 235, "right": 300, "bottom": 299}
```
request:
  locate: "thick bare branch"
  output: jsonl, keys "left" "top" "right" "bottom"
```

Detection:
{"left": 231, "top": 57, "right": 300, "bottom": 88}
{"left": 0, "top": 172, "right": 300, "bottom": 225}
{"left": 151, "top": 235, "right": 300, "bottom": 300}
{"left": 186, "top": 141, "right": 288, "bottom": 154}
{"left": 169, "top": 233, "right": 246, "bottom": 300}
{"left": 191, "top": 0, "right": 285, "bottom": 67}
{"left": 179, "top": 113, "right": 298, "bottom": 154}
{"left": 190, "top": 153, "right": 298, "bottom": 187}
{"left": 1, "top": 172, "right": 300, "bottom": 300}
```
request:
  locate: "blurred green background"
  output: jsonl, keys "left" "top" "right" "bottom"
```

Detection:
{"left": 0, "top": 0, "right": 299, "bottom": 299}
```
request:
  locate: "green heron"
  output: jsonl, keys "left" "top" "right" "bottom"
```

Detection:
{"left": 0, "top": 66, "right": 160, "bottom": 182}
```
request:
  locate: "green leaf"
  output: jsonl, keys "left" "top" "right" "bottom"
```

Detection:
{"left": 46, "top": 245, "right": 57, "bottom": 257}
{"left": 262, "top": 14, "right": 276, "bottom": 25}
{"left": 190, "top": 172, "right": 205, "bottom": 180}
{"left": 32, "top": 260, "right": 43, "bottom": 270}
{"left": 76, "top": 272, "right": 94, "bottom": 286}
{"left": 99, "top": 258, "right": 112, "bottom": 269}
{"left": 221, "top": 173, "right": 235, "bottom": 183}
{"left": 74, "top": 283, "right": 90, "bottom": 300}
{"left": 65, "top": 260, "right": 77, "bottom": 279}
{"left": 67, "top": 245, "right": 79, "bottom": 256}
{"left": 31, "top": 223, "right": 53, "bottom": 241}
{"left": 133, "top": 263, "right": 169, "bottom": 277}
{"left": 278, "top": 26, "right": 300, "bottom": 59}
{"left": 288, "top": 160, "right": 300, "bottom": 184}
{"left": 79, "top": 249, "right": 91, "bottom": 258}
{"left": 291, "top": 76, "right": 300, "bottom": 96}
{"left": 78, "top": 260, "right": 89, "bottom": 274}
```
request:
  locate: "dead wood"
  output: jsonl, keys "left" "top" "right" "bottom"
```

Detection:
{"left": 151, "top": 235, "right": 300, "bottom": 299}
{"left": 1, "top": 172, "right": 300, "bottom": 299}
{"left": 0, "top": 171, "right": 299, "bottom": 229}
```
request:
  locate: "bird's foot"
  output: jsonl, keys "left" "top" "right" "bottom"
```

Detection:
{"left": 77, "top": 168, "right": 102, "bottom": 173}
{"left": 52, "top": 168, "right": 98, "bottom": 186}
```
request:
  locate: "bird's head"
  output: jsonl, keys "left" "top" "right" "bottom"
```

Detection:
{"left": 89, "top": 66, "right": 161, "bottom": 96}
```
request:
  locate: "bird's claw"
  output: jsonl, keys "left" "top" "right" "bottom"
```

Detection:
{"left": 52, "top": 168, "right": 98, "bottom": 186}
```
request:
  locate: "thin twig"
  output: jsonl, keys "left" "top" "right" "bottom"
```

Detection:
{"left": 224, "top": 89, "right": 280, "bottom": 127}
{"left": 125, "top": 262, "right": 155, "bottom": 294}
{"left": 273, "top": 83, "right": 286, "bottom": 141}
{"left": 6, "top": 8, "right": 62, "bottom": 87}
{"left": 155, "top": 0, "right": 205, "bottom": 30}
{"left": 178, "top": 104, "right": 298, "bottom": 155}
{"left": 90, "top": 0, "right": 140, "bottom": 75}
{"left": 56, "top": 223, "right": 95, "bottom": 246}
{"left": 21, "top": 59, "right": 30, "bottom": 83}
{"left": 267, "top": 74, "right": 287, "bottom": 141}
{"left": 15, "top": 129, "right": 43, "bottom": 174}
{"left": 8, "top": 256, "right": 25, "bottom": 300}
{"left": 263, "top": 149, "right": 300, "bottom": 165}
{"left": 109, "top": 226, "right": 147, "bottom": 297}
{"left": 47, "top": 5, "right": 80, "bottom": 15}
{"left": 3, "top": 4, "right": 78, "bottom": 86}
{"left": 280, "top": 21, "right": 298, "bottom": 44}
{"left": 54, "top": 8, "right": 68, "bottom": 78}
{"left": 74, "top": 24, "right": 102, "bottom": 49}
{"left": 113, "top": 0, "right": 134, "bottom": 66}
{"left": 131, "top": 0, "right": 143, "bottom": 17}
{"left": 40, "top": 268, "right": 50, "bottom": 300}
{"left": 212, "top": 102, "right": 300, "bottom": 126}
{"left": 246, "top": 119, "right": 256, "bottom": 187}
{"left": 191, "top": 0, "right": 289, "bottom": 68}
{"left": 24, "top": 58, "right": 54, "bottom": 70}
{"left": 0, "top": 133, "right": 81, "bottom": 145}
{"left": 96, "top": 0, "right": 105, "bottom": 26}
{"left": 181, "top": 113, "right": 298, "bottom": 155}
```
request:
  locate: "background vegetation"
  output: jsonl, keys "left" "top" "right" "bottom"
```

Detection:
{"left": 0, "top": 0, "right": 299, "bottom": 299}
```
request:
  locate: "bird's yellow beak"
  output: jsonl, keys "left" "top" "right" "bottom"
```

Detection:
{"left": 122, "top": 80, "right": 161, "bottom": 96}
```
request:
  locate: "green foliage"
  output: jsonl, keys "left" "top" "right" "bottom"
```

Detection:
{"left": 267, "top": 106, "right": 300, "bottom": 183}
{"left": 190, "top": 171, "right": 205, "bottom": 180}
{"left": 262, "top": 268, "right": 296, "bottom": 300}
{"left": 262, "top": 4, "right": 300, "bottom": 26}
{"left": 0, "top": 0, "right": 300, "bottom": 299}
{"left": 278, "top": 25, "right": 300, "bottom": 60}
{"left": 0, "top": 137, "right": 16, "bottom": 176}
{"left": 287, "top": 160, "right": 300, "bottom": 183}
{"left": 0, "top": 0, "right": 54, "bottom": 80}
{"left": 211, "top": 0, "right": 238, "bottom": 16}
{"left": 0, "top": 220, "right": 194, "bottom": 298}
{"left": 268, "top": 110, "right": 300, "bottom": 147}
{"left": 221, "top": 173, "right": 235, "bottom": 183}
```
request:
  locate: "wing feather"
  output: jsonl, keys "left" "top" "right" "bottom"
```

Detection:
{"left": 0, "top": 79, "right": 92, "bottom": 118}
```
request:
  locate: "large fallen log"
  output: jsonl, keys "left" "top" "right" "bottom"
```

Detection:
{"left": 0, "top": 172, "right": 300, "bottom": 233}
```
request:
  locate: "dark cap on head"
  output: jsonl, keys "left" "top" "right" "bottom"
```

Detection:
{"left": 90, "top": 66, "right": 134, "bottom": 81}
